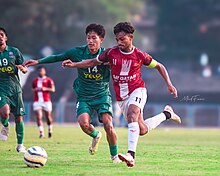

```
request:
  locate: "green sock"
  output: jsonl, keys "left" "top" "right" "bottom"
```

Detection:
{"left": 109, "top": 144, "right": 118, "bottom": 157}
{"left": 90, "top": 129, "right": 98, "bottom": 138}
{"left": 15, "top": 121, "right": 24, "bottom": 144}
{"left": 1, "top": 117, "right": 9, "bottom": 127}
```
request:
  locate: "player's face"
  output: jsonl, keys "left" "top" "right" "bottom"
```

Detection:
{"left": 0, "top": 30, "right": 7, "bottom": 46}
{"left": 38, "top": 68, "right": 46, "bottom": 78}
{"left": 115, "top": 32, "right": 133, "bottom": 52}
{"left": 86, "top": 31, "right": 104, "bottom": 54}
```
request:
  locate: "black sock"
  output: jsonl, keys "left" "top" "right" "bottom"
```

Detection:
{"left": 128, "top": 150, "right": 135, "bottom": 159}
{"left": 163, "top": 111, "right": 171, "bottom": 119}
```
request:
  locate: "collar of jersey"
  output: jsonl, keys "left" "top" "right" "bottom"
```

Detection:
{"left": 85, "top": 45, "right": 102, "bottom": 56}
{"left": 119, "top": 46, "right": 135, "bottom": 55}
{"left": 2, "top": 45, "right": 9, "bottom": 51}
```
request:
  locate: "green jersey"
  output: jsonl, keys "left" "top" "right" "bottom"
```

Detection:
{"left": 38, "top": 45, "right": 111, "bottom": 101}
{"left": 0, "top": 46, "right": 24, "bottom": 95}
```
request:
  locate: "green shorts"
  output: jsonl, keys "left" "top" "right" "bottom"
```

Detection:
{"left": 0, "top": 92, "right": 25, "bottom": 116}
{"left": 76, "top": 95, "right": 113, "bottom": 123}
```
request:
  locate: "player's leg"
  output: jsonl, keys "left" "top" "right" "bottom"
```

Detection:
{"left": 43, "top": 102, "right": 53, "bottom": 138}
{"left": 12, "top": 93, "right": 26, "bottom": 152}
{"left": 76, "top": 101, "right": 101, "bottom": 155}
{"left": 44, "top": 110, "right": 53, "bottom": 138}
{"left": 144, "top": 105, "right": 181, "bottom": 132}
{"left": 118, "top": 104, "right": 140, "bottom": 167}
{"left": 35, "top": 109, "right": 44, "bottom": 138}
{"left": 14, "top": 115, "right": 26, "bottom": 152}
{"left": 78, "top": 113, "right": 102, "bottom": 155}
{"left": 33, "top": 102, "right": 44, "bottom": 138}
{"left": 101, "top": 113, "right": 121, "bottom": 163}
{"left": 0, "top": 103, "right": 10, "bottom": 141}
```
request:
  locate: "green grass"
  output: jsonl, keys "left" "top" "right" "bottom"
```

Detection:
{"left": 0, "top": 126, "right": 220, "bottom": 176}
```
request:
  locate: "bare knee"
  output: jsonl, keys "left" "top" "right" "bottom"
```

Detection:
{"left": 127, "top": 109, "right": 140, "bottom": 123}
{"left": 78, "top": 121, "right": 90, "bottom": 130}
{"left": 0, "top": 105, "right": 10, "bottom": 118}
{"left": 103, "top": 122, "right": 113, "bottom": 133}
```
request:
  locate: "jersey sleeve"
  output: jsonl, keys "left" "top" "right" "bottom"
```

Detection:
{"left": 142, "top": 52, "right": 158, "bottom": 68}
{"left": 96, "top": 48, "right": 111, "bottom": 63}
{"left": 48, "top": 78, "right": 55, "bottom": 88}
{"left": 15, "top": 49, "right": 24, "bottom": 65}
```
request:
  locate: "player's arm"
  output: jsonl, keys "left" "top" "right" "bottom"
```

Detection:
{"left": 145, "top": 54, "right": 178, "bottom": 98}
{"left": 42, "top": 79, "right": 55, "bottom": 92}
{"left": 62, "top": 58, "right": 99, "bottom": 68}
{"left": 152, "top": 61, "right": 177, "bottom": 98}
{"left": 24, "top": 53, "right": 68, "bottom": 67}
{"left": 62, "top": 48, "right": 110, "bottom": 68}
{"left": 42, "top": 85, "right": 55, "bottom": 92}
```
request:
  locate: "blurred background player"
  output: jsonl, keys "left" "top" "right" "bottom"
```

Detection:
{"left": 24, "top": 23, "right": 121, "bottom": 163}
{"left": 32, "top": 66, "right": 55, "bottom": 138}
{"left": 0, "top": 27, "right": 27, "bottom": 152}
{"left": 62, "top": 22, "right": 181, "bottom": 167}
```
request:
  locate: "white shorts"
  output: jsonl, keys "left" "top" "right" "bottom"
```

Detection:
{"left": 33, "top": 101, "right": 52, "bottom": 112}
{"left": 117, "top": 87, "right": 147, "bottom": 120}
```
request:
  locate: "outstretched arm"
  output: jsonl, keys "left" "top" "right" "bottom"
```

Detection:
{"left": 154, "top": 62, "right": 178, "bottom": 98}
{"left": 62, "top": 58, "right": 100, "bottom": 68}
{"left": 24, "top": 54, "right": 67, "bottom": 67}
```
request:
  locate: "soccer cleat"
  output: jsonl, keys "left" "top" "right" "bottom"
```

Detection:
{"left": 89, "top": 131, "right": 102, "bottom": 155}
{"left": 0, "top": 123, "right": 10, "bottom": 141}
{"left": 118, "top": 153, "right": 135, "bottom": 167}
{"left": 16, "top": 144, "right": 26, "bottom": 153}
{"left": 39, "top": 134, "right": 44, "bottom": 139}
{"left": 48, "top": 132, "right": 52, "bottom": 138}
{"left": 111, "top": 155, "right": 122, "bottom": 163}
{"left": 164, "top": 105, "right": 181, "bottom": 124}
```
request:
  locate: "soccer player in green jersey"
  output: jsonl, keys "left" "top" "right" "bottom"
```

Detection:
{"left": 0, "top": 27, "right": 27, "bottom": 152}
{"left": 24, "top": 23, "right": 121, "bottom": 163}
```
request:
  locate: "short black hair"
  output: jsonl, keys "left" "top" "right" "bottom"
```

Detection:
{"left": 0, "top": 27, "right": 7, "bottom": 36}
{"left": 85, "top": 23, "right": 105, "bottom": 38}
{"left": 37, "top": 66, "right": 46, "bottom": 70}
{"left": 113, "top": 22, "right": 135, "bottom": 35}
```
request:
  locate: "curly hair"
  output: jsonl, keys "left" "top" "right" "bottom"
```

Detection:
{"left": 113, "top": 22, "right": 135, "bottom": 35}
{"left": 0, "top": 27, "right": 7, "bottom": 36}
{"left": 85, "top": 23, "right": 105, "bottom": 38}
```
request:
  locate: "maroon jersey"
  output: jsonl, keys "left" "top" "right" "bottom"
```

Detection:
{"left": 32, "top": 76, "right": 54, "bottom": 102}
{"left": 97, "top": 46, "right": 153, "bottom": 101}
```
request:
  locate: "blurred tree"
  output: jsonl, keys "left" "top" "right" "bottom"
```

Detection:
{"left": 0, "top": 0, "right": 143, "bottom": 55}
{"left": 154, "top": 0, "right": 220, "bottom": 63}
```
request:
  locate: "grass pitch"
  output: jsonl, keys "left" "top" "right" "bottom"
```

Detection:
{"left": 0, "top": 125, "right": 219, "bottom": 176}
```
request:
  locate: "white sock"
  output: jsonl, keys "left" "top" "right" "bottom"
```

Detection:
{"left": 144, "top": 113, "right": 166, "bottom": 132}
{"left": 48, "top": 125, "right": 53, "bottom": 133}
{"left": 128, "top": 122, "right": 140, "bottom": 152}
{"left": 38, "top": 126, "right": 44, "bottom": 134}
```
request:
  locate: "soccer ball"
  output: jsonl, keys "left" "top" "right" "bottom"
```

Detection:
{"left": 24, "top": 146, "right": 48, "bottom": 167}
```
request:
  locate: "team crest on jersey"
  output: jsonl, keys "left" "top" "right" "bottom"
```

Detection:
{"left": 9, "top": 52, "right": 15, "bottom": 58}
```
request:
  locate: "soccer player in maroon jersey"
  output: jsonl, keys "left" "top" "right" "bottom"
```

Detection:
{"left": 62, "top": 22, "right": 181, "bottom": 167}
{"left": 32, "top": 66, "right": 55, "bottom": 138}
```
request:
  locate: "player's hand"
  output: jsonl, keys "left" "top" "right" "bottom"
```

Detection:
{"left": 16, "top": 65, "right": 28, "bottom": 74}
{"left": 168, "top": 84, "right": 178, "bottom": 98}
{"left": 23, "top": 60, "right": 39, "bottom": 67}
{"left": 62, "top": 59, "right": 75, "bottom": 68}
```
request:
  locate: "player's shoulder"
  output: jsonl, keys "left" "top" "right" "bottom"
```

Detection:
{"left": 106, "top": 46, "right": 119, "bottom": 54}
{"left": 134, "top": 47, "right": 150, "bottom": 58}
{"left": 6, "top": 45, "right": 20, "bottom": 53}
{"left": 66, "top": 45, "right": 85, "bottom": 55}
{"left": 46, "top": 77, "right": 54, "bottom": 83}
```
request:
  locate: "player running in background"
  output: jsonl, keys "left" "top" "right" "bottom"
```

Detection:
{"left": 62, "top": 22, "right": 181, "bottom": 167}
{"left": 24, "top": 24, "right": 121, "bottom": 163}
{"left": 0, "top": 27, "right": 28, "bottom": 152}
{"left": 32, "top": 66, "right": 55, "bottom": 138}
